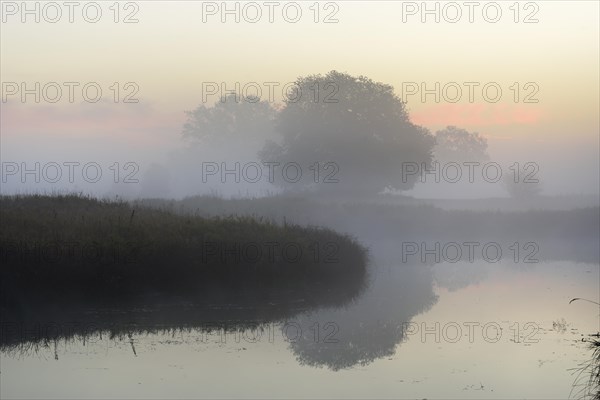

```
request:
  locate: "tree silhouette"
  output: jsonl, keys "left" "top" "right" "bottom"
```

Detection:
{"left": 503, "top": 165, "right": 542, "bottom": 199}
{"left": 260, "top": 71, "right": 435, "bottom": 198}
{"left": 182, "top": 93, "right": 276, "bottom": 152}
{"left": 433, "top": 125, "right": 489, "bottom": 163}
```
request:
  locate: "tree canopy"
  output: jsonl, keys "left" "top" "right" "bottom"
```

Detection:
{"left": 260, "top": 71, "right": 435, "bottom": 197}
{"left": 182, "top": 72, "right": 436, "bottom": 198}
{"left": 182, "top": 93, "right": 276, "bottom": 147}
{"left": 433, "top": 125, "right": 489, "bottom": 164}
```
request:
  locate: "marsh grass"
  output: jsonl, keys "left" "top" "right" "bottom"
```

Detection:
{"left": 138, "top": 194, "right": 600, "bottom": 263}
{"left": 139, "top": 194, "right": 600, "bottom": 240}
{"left": 0, "top": 194, "right": 368, "bottom": 328}
{"left": 569, "top": 298, "right": 600, "bottom": 400}
{"left": 570, "top": 334, "right": 600, "bottom": 400}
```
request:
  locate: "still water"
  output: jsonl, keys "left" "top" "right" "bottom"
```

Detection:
{"left": 1, "top": 260, "right": 598, "bottom": 399}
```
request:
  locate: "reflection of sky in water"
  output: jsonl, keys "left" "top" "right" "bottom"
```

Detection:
{"left": 2, "top": 261, "right": 598, "bottom": 399}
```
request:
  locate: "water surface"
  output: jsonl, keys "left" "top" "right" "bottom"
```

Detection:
{"left": 2, "top": 260, "right": 598, "bottom": 399}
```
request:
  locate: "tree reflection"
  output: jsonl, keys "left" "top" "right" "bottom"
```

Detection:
{"left": 288, "top": 264, "right": 438, "bottom": 370}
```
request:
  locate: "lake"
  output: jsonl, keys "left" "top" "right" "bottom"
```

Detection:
{"left": 2, "top": 259, "right": 598, "bottom": 399}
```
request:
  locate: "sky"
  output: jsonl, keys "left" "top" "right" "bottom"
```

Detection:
{"left": 1, "top": 0, "right": 599, "bottom": 197}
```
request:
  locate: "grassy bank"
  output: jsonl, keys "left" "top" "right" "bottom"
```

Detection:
{"left": 0, "top": 194, "right": 368, "bottom": 317}
{"left": 137, "top": 194, "right": 600, "bottom": 263}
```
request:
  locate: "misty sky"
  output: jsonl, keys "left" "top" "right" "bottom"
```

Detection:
{"left": 1, "top": 1, "right": 599, "bottom": 196}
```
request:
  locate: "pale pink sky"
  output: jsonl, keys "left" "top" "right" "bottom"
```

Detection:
{"left": 1, "top": 1, "right": 598, "bottom": 196}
